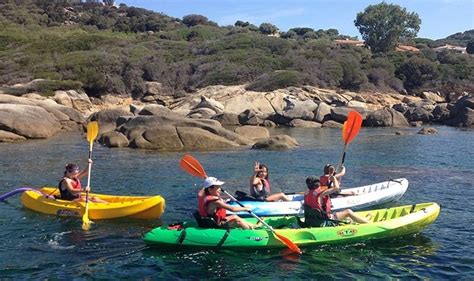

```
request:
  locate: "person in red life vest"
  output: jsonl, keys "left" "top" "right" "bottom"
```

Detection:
{"left": 320, "top": 164, "right": 355, "bottom": 197}
{"left": 58, "top": 162, "right": 106, "bottom": 203}
{"left": 303, "top": 175, "right": 369, "bottom": 227}
{"left": 198, "top": 176, "right": 260, "bottom": 229}
{"left": 249, "top": 162, "right": 291, "bottom": 202}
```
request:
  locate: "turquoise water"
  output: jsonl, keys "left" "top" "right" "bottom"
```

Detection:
{"left": 1, "top": 126, "right": 473, "bottom": 279}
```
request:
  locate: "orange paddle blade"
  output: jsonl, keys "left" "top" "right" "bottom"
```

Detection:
{"left": 342, "top": 121, "right": 347, "bottom": 139}
{"left": 274, "top": 231, "right": 302, "bottom": 254}
{"left": 342, "top": 111, "right": 363, "bottom": 145}
{"left": 180, "top": 154, "right": 207, "bottom": 178}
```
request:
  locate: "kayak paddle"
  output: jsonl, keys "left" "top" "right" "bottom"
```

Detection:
{"left": 339, "top": 111, "right": 363, "bottom": 168}
{"left": 82, "top": 121, "right": 99, "bottom": 231}
{"left": 180, "top": 154, "right": 302, "bottom": 254}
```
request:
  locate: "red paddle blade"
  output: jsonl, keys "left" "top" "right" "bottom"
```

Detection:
{"left": 180, "top": 154, "right": 207, "bottom": 178}
{"left": 274, "top": 231, "right": 302, "bottom": 254}
{"left": 342, "top": 111, "right": 363, "bottom": 145}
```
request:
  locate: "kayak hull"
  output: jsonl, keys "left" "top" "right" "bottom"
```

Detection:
{"left": 144, "top": 202, "right": 440, "bottom": 250}
{"left": 20, "top": 187, "right": 165, "bottom": 220}
{"left": 230, "top": 178, "right": 409, "bottom": 217}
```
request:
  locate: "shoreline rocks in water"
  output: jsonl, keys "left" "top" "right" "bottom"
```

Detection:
{"left": 1, "top": 84, "right": 472, "bottom": 149}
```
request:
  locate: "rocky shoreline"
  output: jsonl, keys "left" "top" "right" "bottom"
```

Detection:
{"left": 0, "top": 81, "right": 472, "bottom": 150}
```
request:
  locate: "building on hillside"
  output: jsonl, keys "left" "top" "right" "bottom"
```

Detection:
{"left": 334, "top": 39, "right": 365, "bottom": 47}
{"left": 396, "top": 45, "right": 420, "bottom": 52}
{"left": 433, "top": 44, "right": 467, "bottom": 54}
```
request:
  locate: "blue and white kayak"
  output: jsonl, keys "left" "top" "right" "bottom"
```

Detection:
{"left": 229, "top": 178, "right": 409, "bottom": 217}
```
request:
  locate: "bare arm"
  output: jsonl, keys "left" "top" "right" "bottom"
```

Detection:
{"left": 250, "top": 161, "right": 261, "bottom": 187}
{"left": 213, "top": 199, "right": 250, "bottom": 213}
{"left": 335, "top": 166, "right": 346, "bottom": 179}
{"left": 320, "top": 176, "right": 341, "bottom": 196}
{"left": 63, "top": 178, "right": 83, "bottom": 195}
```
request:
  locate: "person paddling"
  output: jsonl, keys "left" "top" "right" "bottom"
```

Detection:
{"left": 58, "top": 161, "right": 106, "bottom": 203}
{"left": 250, "top": 162, "right": 291, "bottom": 202}
{"left": 303, "top": 175, "right": 370, "bottom": 227}
{"left": 197, "top": 176, "right": 260, "bottom": 229}
{"left": 320, "top": 164, "right": 355, "bottom": 197}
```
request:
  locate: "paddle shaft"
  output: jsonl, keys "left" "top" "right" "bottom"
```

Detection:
{"left": 85, "top": 149, "right": 93, "bottom": 202}
{"left": 222, "top": 189, "right": 276, "bottom": 232}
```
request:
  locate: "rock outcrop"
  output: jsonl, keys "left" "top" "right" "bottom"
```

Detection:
{"left": 0, "top": 94, "right": 84, "bottom": 142}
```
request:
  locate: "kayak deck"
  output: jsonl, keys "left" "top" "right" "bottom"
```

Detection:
{"left": 230, "top": 178, "right": 409, "bottom": 217}
{"left": 144, "top": 202, "right": 440, "bottom": 250}
{"left": 20, "top": 187, "right": 166, "bottom": 220}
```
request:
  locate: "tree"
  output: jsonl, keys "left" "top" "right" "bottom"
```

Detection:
{"left": 182, "top": 14, "right": 209, "bottom": 26}
{"left": 259, "top": 23, "right": 278, "bottom": 35}
{"left": 235, "top": 20, "right": 249, "bottom": 27}
{"left": 354, "top": 3, "right": 421, "bottom": 53}
{"left": 397, "top": 56, "right": 438, "bottom": 91}
{"left": 467, "top": 40, "right": 474, "bottom": 54}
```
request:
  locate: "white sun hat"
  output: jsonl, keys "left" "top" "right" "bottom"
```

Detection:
{"left": 203, "top": 176, "right": 225, "bottom": 188}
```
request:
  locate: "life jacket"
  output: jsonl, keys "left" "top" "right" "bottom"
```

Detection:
{"left": 304, "top": 186, "right": 331, "bottom": 216}
{"left": 320, "top": 175, "right": 340, "bottom": 198}
{"left": 58, "top": 178, "right": 81, "bottom": 201}
{"left": 197, "top": 193, "right": 227, "bottom": 224}
{"left": 250, "top": 178, "right": 270, "bottom": 200}
{"left": 319, "top": 175, "right": 330, "bottom": 187}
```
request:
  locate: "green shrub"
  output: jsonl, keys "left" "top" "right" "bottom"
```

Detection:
{"left": 246, "top": 70, "right": 304, "bottom": 91}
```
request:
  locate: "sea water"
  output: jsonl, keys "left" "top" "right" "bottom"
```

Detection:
{"left": 0, "top": 126, "right": 473, "bottom": 279}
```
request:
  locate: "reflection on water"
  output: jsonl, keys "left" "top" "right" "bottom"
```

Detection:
{"left": 1, "top": 126, "right": 474, "bottom": 278}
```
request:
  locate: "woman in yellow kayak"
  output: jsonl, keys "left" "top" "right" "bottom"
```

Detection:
{"left": 58, "top": 161, "right": 106, "bottom": 203}
{"left": 197, "top": 176, "right": 260, "bottom": 229}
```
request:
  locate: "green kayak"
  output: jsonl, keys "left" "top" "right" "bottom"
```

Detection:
{"left": 143, "top": 202, "right": 440, "bottom": 251}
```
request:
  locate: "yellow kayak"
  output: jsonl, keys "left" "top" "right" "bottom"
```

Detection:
{"left": 20, "top": 187, "right": 165, "bottom": 220}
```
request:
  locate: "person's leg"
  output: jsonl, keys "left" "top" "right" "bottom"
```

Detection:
{"left": 266, "top": 192, "right": 291, "bottom": 202}
{"left": 335, "top": 209, "right": 370, "bottom": 224}
{"left": 90, "top": 196, "right": 108, "bottom": 203}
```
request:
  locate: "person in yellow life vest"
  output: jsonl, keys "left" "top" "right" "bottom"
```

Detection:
{"left": 197, "top": 177, "right": 260, "bottom": 229}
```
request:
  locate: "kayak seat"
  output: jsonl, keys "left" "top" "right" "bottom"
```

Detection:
{"left": 301, "top": 205, "right": 338, "bottom": 228}
{"left": 192, "top": 211, "right": 228, "bottom": 229}
{"left": 234, "top": 191, "right": 263, "bottom": 201}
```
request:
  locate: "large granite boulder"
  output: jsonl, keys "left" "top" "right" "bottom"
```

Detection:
{"left": 53, "top": 90, "right": 92, "bottom": 114}
{"left": 314, "top": 102, "right": 332, "bottom": 123}
{"left": 0, "top": 130, "right": 26, "bottom": 142}
{"left": 288, "top": 119, "right": 322, "bottom": 128}
{"left": 322, "top": 120, "right": 343, "bottom": 128}
{"left": 364, "top": 108, "right": 409, "bottom": 127}
{"left": 252, "top": 135, "right": 298, "bottom": 150}
{"left": 446, "top": 94, "right": 474, "bottom": 127}
{"left": 105, "top": 113, "right": 251, "bottom": 150}
{"left": 238, "top": 109, "right": 266, "bottom": 126}
{"left": 89, "top": 108, "right": 134, "bottom": 134}
{"left": 277, "top": 96, "right": 318, "bottom": 121}
{"left": 0, "top": 104, "right": 61, "bottom": 138}
{"left": 211, "top": 112, "right": 240, "bottom": 126}
{"left": 404, "top": 107, "right": 433, "bottom": 122}
{"left": 420, "top": 91, "right": 445, "bottom": 103}
{"left": 417, "top": 127, "right": 438, "bottom": 135}
{"left": 100, "top": 131, "right": 129, "bottom": 148}
{"left": 432, "top": 103, "right": 451, "bottom": 122}
{"left": 234, "top": 126, "right": 270, "bottom": 140}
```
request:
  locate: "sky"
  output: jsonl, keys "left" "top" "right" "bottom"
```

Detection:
{"left": 119, "top": 0, "right": 473, "bottom": 40}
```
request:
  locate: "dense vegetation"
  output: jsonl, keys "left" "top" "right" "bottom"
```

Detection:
{"left": 0, "top": 0, "right": 472, "bottom": 98}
